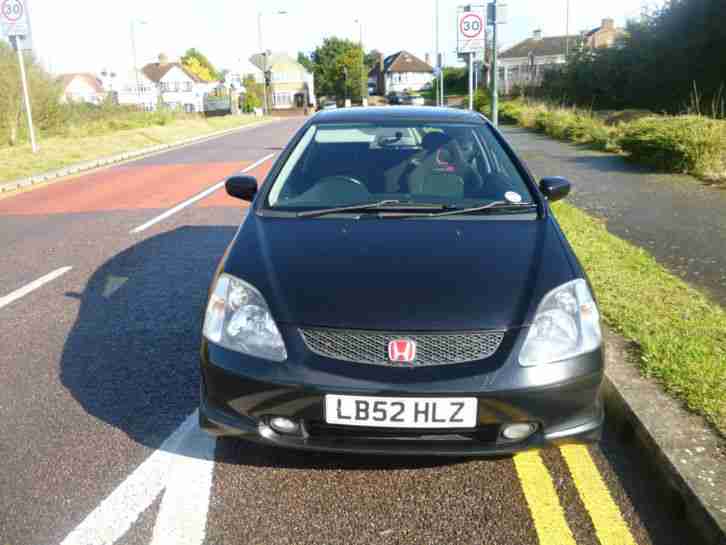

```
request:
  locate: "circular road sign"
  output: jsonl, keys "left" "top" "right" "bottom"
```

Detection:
{"left": 1, "top": 0, "right": 24, "bottom": 22}
{"left": 460, "top": 13, "right": 483, "bottom": 39}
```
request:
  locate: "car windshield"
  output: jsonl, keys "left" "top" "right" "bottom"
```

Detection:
{"left": 265, "top": 122, "right": 534, "bottom": 213}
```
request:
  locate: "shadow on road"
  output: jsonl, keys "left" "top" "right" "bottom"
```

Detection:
{"left": 215, "top": 438, "right": 477, "bottom": 470}
{"left": 563, "top": 153, "right": 653, "bottom": 174}
{"left": 60, "top": 225, "right": 236, "bottom": 451}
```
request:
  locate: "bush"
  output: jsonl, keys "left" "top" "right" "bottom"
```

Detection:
{"left": 499, "top": 99, "right": 726, "bottom": 183}
{"left": 473, "top": 89, "right": 491, "bottom": 116}
{"left": 619, "top": 116, "right": 726, "bottom": 180}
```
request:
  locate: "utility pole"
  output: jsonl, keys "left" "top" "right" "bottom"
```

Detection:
{"left": 257, "top": 10, "right": 288, "bottom": 115}
{"left": 11, "top": 35, "right": 37, "bottom": 153}
{"left": 565, "top": 0, "right": 570, "bottom": 58}
{"left": 257, "top": 13, "right": 267, "bottom": 115}
{"left": 435, "top": 0, "right": 440, "bottom": 106}
{"left": 355, "top": 19, "right": 365, "bottom": 106}
{"left": 468, "top": 51, "right": 474, "bottom": 110}
{"left": 491, "top": 0, "right": 499, "bottom": 126}
{"left": 130, "top": 20, "right": 145, "bottom": 99}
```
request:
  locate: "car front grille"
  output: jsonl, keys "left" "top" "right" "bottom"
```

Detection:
{"left": 299, "top": 328, "right": 504, "bottom": 367}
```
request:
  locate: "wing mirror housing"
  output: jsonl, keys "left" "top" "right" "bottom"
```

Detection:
{"left": 539, "top": 177, "right": 571, "bottom": 202}
{"left": 226, "top": 175, "right": 258, "bottom": 202}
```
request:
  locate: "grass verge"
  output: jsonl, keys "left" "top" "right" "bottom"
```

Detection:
{"left": 553, "top": 202, "right": 726, "bottom": 435}
{"left": 0, "top": 114, "right": 266, "bottom": 183}
{"left": 497, "top": 100, "right": 726, "bottom": 184}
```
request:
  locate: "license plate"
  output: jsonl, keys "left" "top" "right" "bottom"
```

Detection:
{"left": 324, "top": 395, "right": 477, "bottom": 429}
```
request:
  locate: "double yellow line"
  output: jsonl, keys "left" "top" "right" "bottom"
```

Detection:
{"left": 513, "top": 445, "right": 637, "bottom": 545}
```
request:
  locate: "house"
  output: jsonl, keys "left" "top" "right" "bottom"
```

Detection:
{"left": 584, "top": 18, "right": 624, "bottom": 49}
{"left": 497, "top": 30, "right": 573, "bottom": 93}
{"left": 142, "top": 54, "right": 209, "bottom": 112}
{"left": 368, "top": 51, "right": 434, "bottom": 95}
{"left": 249, "top": 52, "right": 315, "bottom": 110}
{"left": 58, "top": 73, "right": 105, "bottom": 105}
{"left": 115, "top": 68, "right": 159, "bottom": 111}
{"left": 498, "top": 19, "right": 625, "bottom": 94}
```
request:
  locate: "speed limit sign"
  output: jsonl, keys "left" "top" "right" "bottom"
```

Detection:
{"left": 457, "top": 8, "right": 486, "bottom": 54}
{"left": 1, "top": 0, "right": 30, "bottom": 37}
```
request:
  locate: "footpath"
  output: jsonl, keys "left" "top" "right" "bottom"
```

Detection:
{"left": 503, "top": 126, "right": 726, "bottom": 308}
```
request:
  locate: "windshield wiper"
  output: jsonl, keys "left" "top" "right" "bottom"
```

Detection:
{"left": 379, "top": 201, "right": 537, "bottom": 218}
{"left": 296, "top": 200, "right": 448, "bottom": 218}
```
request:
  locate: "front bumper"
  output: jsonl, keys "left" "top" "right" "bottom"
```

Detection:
{"left": 199, "top": 329, "right": 604, "bottom": 456}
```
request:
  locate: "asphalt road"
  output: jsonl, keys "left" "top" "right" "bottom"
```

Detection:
{"left": 0, "top": 116, "right": 693, "bottom": 545}
{"left": 503, "top": 126, "right": 726, "bottom": 308}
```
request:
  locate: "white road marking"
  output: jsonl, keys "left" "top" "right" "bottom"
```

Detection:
{"left": 60, "top": 411, "right": 216, "bottom": 545}
{"left": 129, "top": 153, "right": 275, "bottom": 234}
{"left": 150, "top": 419, "right": 217, "bottom": 545}
{"left": 0, "top": 266, "right": 72, "bottom": 310}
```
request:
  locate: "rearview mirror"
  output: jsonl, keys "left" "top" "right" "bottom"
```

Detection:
{"left": 539, "top": 177, "right": 571, "bottom": 202}
{"left": 226, "top": 175, "right": 258, "bottom": 202}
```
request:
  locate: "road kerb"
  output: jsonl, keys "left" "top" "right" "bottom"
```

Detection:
{"left": 602, "top": 329, "right": 726, "bottom": 545}
{"left": 0, "top": 117, "right": 283, "bottom": 194}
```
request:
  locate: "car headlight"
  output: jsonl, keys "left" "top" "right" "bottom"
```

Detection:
{"left": 202, "top": 274, "right": 287, "bottom": 362}
{"left": 519, "top": 279, "right": 601, "bottom": 367}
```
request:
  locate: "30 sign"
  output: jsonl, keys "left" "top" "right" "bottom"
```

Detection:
{"left": 460, "top": 13, "right": 483, "bottom": 38}
{"left": 457, "top": 8, "right": 486, "bottom": 54}
{"left": 1, "top": 0, "right": 30, "bottom": 37}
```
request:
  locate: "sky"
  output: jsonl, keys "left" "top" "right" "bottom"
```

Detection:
{"left": 10, "top": 0, "right": 651, "bottom": 78}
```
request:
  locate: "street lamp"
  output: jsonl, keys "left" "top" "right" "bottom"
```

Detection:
{"left": 257, "top": 10, "right": 288, "bottom": 114}
{"left": 354, "top": 19, "right": 365, "bottom": 106}
{"left": 130, "top": 19, "right": 147, "bottom": 98}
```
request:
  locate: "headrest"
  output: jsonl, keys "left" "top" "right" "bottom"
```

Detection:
{"left": 421, "top": 131, "right": 452, "bottom": 151}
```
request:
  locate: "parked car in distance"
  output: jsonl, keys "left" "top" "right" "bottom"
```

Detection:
{"left": 200, "top": 106, "right": 604, "bottom": 456}
{"left": 402, "top": 93, "right": 425, "bottom": 106}
{"left": 387, "top": 92, "right": 402, "bottom": 105}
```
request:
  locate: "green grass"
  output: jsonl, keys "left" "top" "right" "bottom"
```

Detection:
{"left": 0, "top": 114, "right": 266, "bottom": 183}
{"left": 496, "top": 100, "right": 726, "bottom": 183}
{"left": 553, "top": 202, "right": 726, "bottom": 435}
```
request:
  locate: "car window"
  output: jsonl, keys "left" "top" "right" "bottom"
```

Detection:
{"left": 266, "top": 123, "right": 533, "bottom": 210}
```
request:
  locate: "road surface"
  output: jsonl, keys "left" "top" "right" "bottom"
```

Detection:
{"left": 0, "top": 117, "right": 692, "bottom": 545}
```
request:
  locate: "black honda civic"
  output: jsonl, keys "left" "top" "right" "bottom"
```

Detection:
{"left": 199, "top": 107, "right": 604, "bottom": 455}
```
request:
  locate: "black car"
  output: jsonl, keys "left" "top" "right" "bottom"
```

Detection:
{"left": 199, "top": 107, "right": 604, "bottom": 456}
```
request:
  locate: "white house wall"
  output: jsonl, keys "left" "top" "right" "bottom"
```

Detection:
{"left": 158, "top": 66, "right": 204, "bottom": 112}
{"left": 384, "top": 72, "right": 433, "bottom": 94}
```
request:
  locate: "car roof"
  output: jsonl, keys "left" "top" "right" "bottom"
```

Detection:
{"left": 312, "top": 106, "right": 489, "bottom": 125}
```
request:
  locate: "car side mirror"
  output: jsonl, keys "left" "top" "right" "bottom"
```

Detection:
{"left": 226, "top": 175, "right": 258, "bottom": 202}
{"left": 539, "top": 177, "right": 571, "bottom": 202}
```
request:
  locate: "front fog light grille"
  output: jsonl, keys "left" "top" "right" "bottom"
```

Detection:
{"left": 300, "top": 328, "right": 505, "bottom": 367}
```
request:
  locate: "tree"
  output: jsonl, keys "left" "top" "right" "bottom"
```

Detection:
{"left": 310, "top": 37, "right": 365, "bottom": 101}
{"left": 537, "top": 0, "right": 726, "bottom": 116}
{"left": 242, "top": 74, "right": 263, "bottom": 112}
{"left": 181, "top": 48, "right": 220, "bottom": 82}
{"left": 364, "top": 49, "right": 383, "bottom": 72}
{"left": 297, "top": 52, "right": 314, "bottom": 73}
{"left": 0, "top": 41, "right": 61, "bottom": 146}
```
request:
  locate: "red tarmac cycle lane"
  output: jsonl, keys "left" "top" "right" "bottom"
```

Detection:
{"left": 0, "top": 161, "right": 250, "bottom": 216}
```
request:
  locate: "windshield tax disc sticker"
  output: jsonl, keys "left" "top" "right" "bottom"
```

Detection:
{"left": 504, "top": 191, "right": 522, "bottom": 204}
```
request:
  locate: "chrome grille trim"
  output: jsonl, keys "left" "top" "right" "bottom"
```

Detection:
{"left": 299, "top": 328, "right": 505, "bottom": 367}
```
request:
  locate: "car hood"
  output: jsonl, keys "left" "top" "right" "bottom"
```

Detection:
{"left": 224, "top": 215, "right": 575, "bottom": 331}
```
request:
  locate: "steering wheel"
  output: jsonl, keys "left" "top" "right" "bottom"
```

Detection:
{"left": 308, "top": 175, "right": 370, "bottom": 204}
